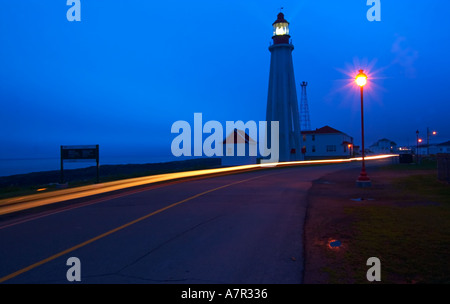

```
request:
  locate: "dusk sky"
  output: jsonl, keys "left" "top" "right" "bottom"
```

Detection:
{"left": 1, "top": 1, "right": 449, "bottom": 170}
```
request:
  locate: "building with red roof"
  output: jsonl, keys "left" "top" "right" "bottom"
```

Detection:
{"left": 301, "top": 126, "right": 354, "bottom": 160}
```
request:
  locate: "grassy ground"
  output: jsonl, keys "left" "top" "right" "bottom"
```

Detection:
{"left": 305, "top": 159, "right": 450, "bottom": 284}
{"left": 0, "top": 158, "right": 222, "bottom": 200}
{"left": 344, "top": 162, "right": 449, "bottom": 283}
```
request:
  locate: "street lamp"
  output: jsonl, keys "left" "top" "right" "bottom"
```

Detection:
{"left": 356, "top": 70, "right": 371, "bottom": 187}
{"left": 426, "top": 127, "right": 437, "bottom": 155}
{"left": 416, "top": 130, "right": 420, "bottom": 164}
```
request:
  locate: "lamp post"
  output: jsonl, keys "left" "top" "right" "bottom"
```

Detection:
{"left": 356, "top": 70, "right": 371, "bottom": 187}
{"left": 416, "top": 130, "right": 419, "bottom": 164}
{"left": 426, "top": 127, "right": 437, "bottom": 156}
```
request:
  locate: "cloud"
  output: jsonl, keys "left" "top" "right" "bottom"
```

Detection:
{"left": 391, "top": 36, "right": 419, "bottom": 78}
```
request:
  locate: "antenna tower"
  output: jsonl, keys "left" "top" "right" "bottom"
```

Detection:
{"left": 300, "top": 81, "right": 311, "bottom": 131}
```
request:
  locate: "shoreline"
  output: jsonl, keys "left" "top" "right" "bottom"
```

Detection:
{"left": 0, "top": 158, "right": 222, "bottom": 189}
{"left": 0, "top": 155, "right": 183, "bottom": 178}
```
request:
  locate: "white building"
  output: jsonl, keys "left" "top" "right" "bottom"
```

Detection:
{"left": 418, "top": 141, "right": 450, "bottom": 155}
{"left": 417, "top": 144, "right": 432, "bottom": 156}
{"left": 221, "top": 129, "right": 257, "bottom": 167}
{"left": 301, "top": 126, "right": 354, "bottom": 160}
{"left": 369, "top": 138, "right": 397, "bottom": 154}
{"left": 436, "top": 141, "right": 450, "bottom": 154}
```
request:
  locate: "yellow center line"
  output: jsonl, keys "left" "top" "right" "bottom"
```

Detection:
{"left": 0, "top": 172, "right": 274, "bottom": 283}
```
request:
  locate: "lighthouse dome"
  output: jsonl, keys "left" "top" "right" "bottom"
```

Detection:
{"left": 272, "top": 12, "right": 290, "bottom": 44}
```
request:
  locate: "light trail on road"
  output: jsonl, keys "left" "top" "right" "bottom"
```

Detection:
{"left": 0, "top": 157, "right": 396, "bottom": 284}
{"left": 0, "top": 154, "right": 397, "bottom": 216}
{"left": 0, "top": 172, "right": 277, "bottom": 283}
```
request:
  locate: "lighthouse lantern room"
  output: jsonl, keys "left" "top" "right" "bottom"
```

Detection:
{"left": 272, "top": 13, "right": 290, "bottom": 44}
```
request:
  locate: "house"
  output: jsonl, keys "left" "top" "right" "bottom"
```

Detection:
{"left": 416, "top": 141, "right": 450, "bottom": 156}
{"left": 436, "top": 141, "right": 450, "bottom": 154}
{"left": 369, "top": 138, "right": 397, "bottom": 154}
{"left": 301, "top": 126, "right": 354, "bottom": 160}
{"left": 221, "top": 129, "right": 258, "bottom": 166}
{"left": 417, "top": 144, "right": 429, "bottom": 155}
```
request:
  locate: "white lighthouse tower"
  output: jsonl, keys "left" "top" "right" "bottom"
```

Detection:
{"left": 265, "top": 12, "right": 303, "bottom": 162}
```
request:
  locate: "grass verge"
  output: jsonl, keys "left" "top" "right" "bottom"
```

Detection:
{"left": 341, "top": 163, "right": 450, "bottom": 283}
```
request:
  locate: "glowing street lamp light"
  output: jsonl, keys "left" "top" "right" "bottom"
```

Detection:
{"left": 356, "top": 70, "right": 368, "bottom": 87}
{"left": 355, "top": 70, "right": 371, "bottom": 187}
{"left": 427, "top": 127, "right": 438, "bottom": 155}
{"left": 416, "top": 130, "right": 420, "bottom": 164}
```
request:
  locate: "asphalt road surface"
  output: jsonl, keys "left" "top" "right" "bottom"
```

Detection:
{"left": 0, "top": 161, "right": 376, "bottom": 284}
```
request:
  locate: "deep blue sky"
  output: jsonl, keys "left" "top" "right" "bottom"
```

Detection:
{"left": 1, "top": 0, "right": 449, "bottom": 163}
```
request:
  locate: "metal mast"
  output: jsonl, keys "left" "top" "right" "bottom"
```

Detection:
{"left": 300, "top": 81, "right": 311, "bottom": 131}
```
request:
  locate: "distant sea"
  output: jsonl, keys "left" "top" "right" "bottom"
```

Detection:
{"left": 0, "top": 155, "right": 184, "bottom": 177}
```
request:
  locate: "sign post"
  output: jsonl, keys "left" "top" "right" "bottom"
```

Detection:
{"left": 60, "top": 145, "right": 100, "bottom": 184}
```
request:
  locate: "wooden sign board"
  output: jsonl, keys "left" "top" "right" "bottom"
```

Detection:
{"left": 60, "top": 145, "right": 99, "bottom": 184}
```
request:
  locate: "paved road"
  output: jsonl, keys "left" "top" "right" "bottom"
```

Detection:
{"left": 0, "top": 162, "right": 373, "bottom": 284}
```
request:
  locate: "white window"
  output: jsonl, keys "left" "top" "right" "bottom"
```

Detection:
{"left": 326, "top": 145, "right": 336, "bottom": 152}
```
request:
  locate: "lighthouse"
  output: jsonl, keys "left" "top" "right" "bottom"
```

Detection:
{"left": 265, "top": 12, "right": 303, "bottom": 162}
